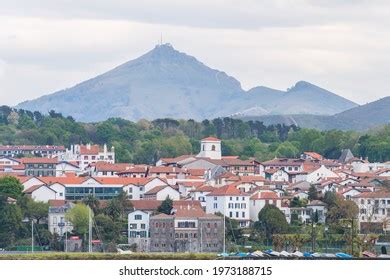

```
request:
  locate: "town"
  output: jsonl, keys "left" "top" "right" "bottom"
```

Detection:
{"left": 0, "top": 136, "right": 389, "bottom": 258}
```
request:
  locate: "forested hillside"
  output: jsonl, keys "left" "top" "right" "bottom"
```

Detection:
{"left": 1, "top": 106, "right": 389, "bottom": 163}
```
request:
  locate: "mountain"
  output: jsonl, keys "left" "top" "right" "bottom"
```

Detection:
{"left": 239, "top": 97, "right": 390, "bottom": 131}
{"left": 230, "top": 81, "right": 357, "bottom": 117}
{"left": 17, "top": 43, "right": 358, "bottom": 122}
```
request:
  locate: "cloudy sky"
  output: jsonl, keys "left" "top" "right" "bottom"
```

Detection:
{"left": 1, "top": 0, "right": 390, "bottom": 106}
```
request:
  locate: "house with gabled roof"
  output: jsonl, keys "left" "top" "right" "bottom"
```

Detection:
{"left": 205, "top": 184, "right": 250, "bottom": 227}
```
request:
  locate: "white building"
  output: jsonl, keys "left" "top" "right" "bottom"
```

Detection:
{"left": 128, "top": 210, "right": 150, "bottom": 252}
{"left": 122, "top": 177, "right": 167, "bottom": 200}
{"left": 48, "top": 200, "right": 74, "bottom": 235}
{"left": 306, "top": 165, "right": 339, "bottom": 183}
{"left": 188, "top": 185, "right": 215, "bottom": 209}
{"left": 351, "top": 162, "right": 390, "bottom": 173}
{"left": 143, "top": 185, "right": 180, "bottom": 201}
{"left": 249, "top": 191, "right": 282, "bottom": 221}
{"left": 59, "top": 144, "right": 115, "bottom": 170}
{"left": 352, "top": 191, "right": 390, "bottom": 232}
{"left": 56, "top": 161, "right": 82, "bottom": 177}
{"left": 205, "top": 184, "right": 250, "bottom": 227}
{"left": 197, "top": 137, "right": 221, "bottom": 160}
{"left": 23, "top": 184, "right": 65, "bottom": 202}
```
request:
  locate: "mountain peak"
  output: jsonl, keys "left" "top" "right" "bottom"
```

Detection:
{"left": 288, "top": 80, "right": 315, "bottom": 91}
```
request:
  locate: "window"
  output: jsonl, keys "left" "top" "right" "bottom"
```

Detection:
{"left": 129, "top": 224, "right": 137, "bottom": 229}
{"left": 242, "top": 212, "right": 245, "bottom": 218}
{"left": 229, "top": 212, "right": 233, "bottom": 218}
{"left": 211, "top": 145, "right": 216, "bottom": 151}
{"left": 213, "top": 203, "right": 217, "bottom": 209}
{"left": 141, "top": 224, "right": 146, "bottom": 229}
{"left": 214, "top": 197, "right": 217, "bottom": 201}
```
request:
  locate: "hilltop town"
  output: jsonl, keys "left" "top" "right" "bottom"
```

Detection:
{"left": 0, "top": 136, "right": 389, "bottom": 256}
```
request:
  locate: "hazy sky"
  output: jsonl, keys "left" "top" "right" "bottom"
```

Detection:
{"left": 1, "top": 0, "right": 390, "bottom": 106}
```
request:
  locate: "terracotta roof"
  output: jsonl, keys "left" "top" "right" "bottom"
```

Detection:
{"left": 39, "top": 176, "right": 89, "bottom": 185}
{"left": 201, "top": 137, "right": 220, "bottom": 141}
{"left": 144, "top": 185, "right": 174, "bottom": 195}
{"left": 304, "top": 152, "right": 323, "bottom": 160}
{"left": 92, "top": 162, "right": 135, "bottom": 172}
{"left": 149, "top": 166, "right": 182, "bottom": 173}
{"left": 80, "top": 145, "right": 100, "bottom": 155}
{"left": 48, "top": 199, "right": 68, "bottom": 207}
{"left": 250, "top": 191, "right": 279, "bottom": 200}
{"left": 19, "top": 158, "right": 58, "bottom": 164}
{"left": 353, "top": 190, "right": 390, "bottom": 199}
{"left": 206, "top": 184, "right": 248, "bottom": 196}
{"left": 24, "top": 184, "right": 55, "bottom": 194}
{"left": 130, "top": 200, "right": 162, "bottom": 211}
{"left": 184, "top": 168, "right": 206, "bottom": 177}
{"left": 238, "top": 175, "right": 266, "bottom": 182}
{"left": 173, "top": 205, "right": 207, "bottom": 218}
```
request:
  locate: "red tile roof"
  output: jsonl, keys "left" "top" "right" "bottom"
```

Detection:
{"left": 207, "top": 184, "right": 248, "bottom": 196}
{"left": 19, "top": 158, "right": 58, "bottom": 164}
{"left": 80, "top": 145, "right": 101, "bottom": 155}
{"left": 202, "top": 137, "right": 220, "bottom": 141}
{"left": 48, "top": 200, "right": 68, "bottom": 207}
{"left": 149, "top": 166, "right": 182, "bottom": 173}
{"left": 353, "top": 190, "right": 390, "bottom": 199}
{"left": 304, "top": 152, "right": 323, "bottom": 160}
{"left": 250, "top": 191, "right": 279, "bottom": 200}
{"left": 144, "top": 185, "right": 173, "bottom": 195}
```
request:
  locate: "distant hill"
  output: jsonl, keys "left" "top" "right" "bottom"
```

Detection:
{"left": 17, "top": 43, "right": 357, "bottom": 122}
{"left": 239, "top": 96, "right": 390, "bottom": 131}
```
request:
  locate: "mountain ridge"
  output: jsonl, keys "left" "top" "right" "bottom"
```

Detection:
{"left": 17, "top": 43, "right": 358, "bottom": 122}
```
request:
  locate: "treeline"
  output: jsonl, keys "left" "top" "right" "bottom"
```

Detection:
{"left": 0, "top": 106, "right": 389, "bottom": 163}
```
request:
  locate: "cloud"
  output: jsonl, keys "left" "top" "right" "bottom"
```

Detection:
{"left": 0, "top": 1, "right": 389, "bottom": 106}
{"left": 2, "top": 0, "right": 390, "bottom": 29}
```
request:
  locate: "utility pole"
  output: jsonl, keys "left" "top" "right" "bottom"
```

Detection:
{"left": 351, "top": 219, "right": 354, "bottom": 257}
{"left": 31, "top": 220, "right": 34, "bottom": 253}
{"left": 88, "top": 207, "right": 92, "bottom": 253}
{"left": 223, "top": 214, "right": 226, "bottom": 254}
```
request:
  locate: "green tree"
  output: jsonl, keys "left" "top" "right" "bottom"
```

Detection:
{"left": 65, "top": 203, "right": 90, "bottom": 238}
{"left": 308, "top": 185, "right": 319, "bottom": 201}
{"left": 0, "top": 196, "right": 23, "bottom": 248}
{"left": 157, "top": 197, "right": 173, "bottom": 215}
{"left": 94, "top": 214, "right": 120, "bottom": 243}
{"left": 0, "top": 176, "right": 23, "bottom": 199}
{"left": 258, "top": 205, "right": 289, "bottom": 240}
{"left": 25, "top": 198, "right": 49, "bottom": 224}
{"left": 290, "top": 197, "right": 307, "bottom": 207}
{"left": 104, "top": 199, "right": 121, "bottom": 221}
{"left": 82, "top": 195, "right": 100, "bottom": 215}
